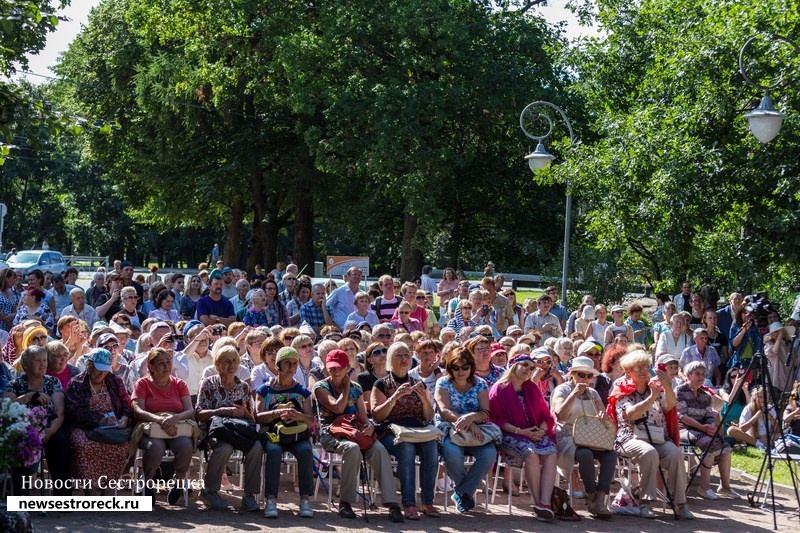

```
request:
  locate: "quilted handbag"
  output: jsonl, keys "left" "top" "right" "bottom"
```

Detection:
{"left": 572, "top": 396, "right": 616, "bottom": 451}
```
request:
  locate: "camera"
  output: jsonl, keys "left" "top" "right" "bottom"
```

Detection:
{"left": 171, "top": 334, "right": 185, "bottom": 342}
{"left": 743, "top": 292, "right": 776, "bottom": 329}
{"left": 212, "top": 326, "right": 225, "bottom": 336}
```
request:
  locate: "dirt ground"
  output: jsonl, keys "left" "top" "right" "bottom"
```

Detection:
{"left": 27, "top": 470, "right": 799, "bottom": 533}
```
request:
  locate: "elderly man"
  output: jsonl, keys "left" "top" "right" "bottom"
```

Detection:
{"left": 86, "top": 271, "right": 108, "bottom": 307}
{"left": 279, "top": 271, "right": 298, "bottom": 304}
{"left": 327, "top": 266, "right": 363, "bottom": 329}
{"left": 59, "top": 288, "right": 99, "bottom": 328}
{"left": 230, "top": 278, "right": 250, "bottom": 317}
{"left": 717, "top": 292, "right": 743, "bottom": 340}
{"left": 371, "top": 323, "right": 395, "bottom": 347}
{"left": 524, "top": 294, "right": 564, "bottom": 344}
{"left": 277, "top": 263, "right": 299, "bottom": 292}
{"left": 196, "top": 270, "right": 236, "bottom": 327}
{"left": 300, "top": 283, "right": 335, "bottom": 334}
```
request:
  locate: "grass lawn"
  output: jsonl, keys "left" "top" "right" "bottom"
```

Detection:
{"left": 731, "top": 446, "right": 799, "bottom": 487}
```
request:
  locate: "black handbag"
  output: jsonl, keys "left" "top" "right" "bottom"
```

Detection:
{"left": 85, "top": 427, "right": 132, "bottom": 445}
{"left": 208, "top": 416, "right": 260, "bottom": 452}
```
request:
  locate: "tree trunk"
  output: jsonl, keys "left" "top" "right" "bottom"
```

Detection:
{"left": 448, "top": 200, "right": 463, "bottom": 269}
{"left": 246, "top": 168, "right": 266, "bottom": 273}
{"left": 223, "top": 192, "right": 244, "bottom": 268}
{"left": 400, "top": 209, "right": 423, "bottom": 282}
{"left": 292, "top": 176, "right": 314, "bottom": 274}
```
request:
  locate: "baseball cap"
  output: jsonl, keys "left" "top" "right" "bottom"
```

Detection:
{"left": 326, "top": 349, "right": 349, "bottom": 369}
{"left": 98, "top": 333, "right": 118, "bottom": 346}
{"left": 87, "top": 348, "right": 113, "bottom": 372}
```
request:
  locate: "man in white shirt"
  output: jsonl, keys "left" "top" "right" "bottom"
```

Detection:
{"left": 60, "top": 288, "right": 99, "bottom": 329}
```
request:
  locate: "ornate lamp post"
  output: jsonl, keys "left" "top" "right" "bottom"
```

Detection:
{"left": 520, "top": 101, "right": 575, "bottom": 307}
{"left": 739, "top": 34, "right": 798, "bottom": 144}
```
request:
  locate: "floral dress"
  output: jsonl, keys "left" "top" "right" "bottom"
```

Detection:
{"left": 13, "top": 303, "right": 55, "bottom": 333}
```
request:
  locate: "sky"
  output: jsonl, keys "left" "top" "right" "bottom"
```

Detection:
{"left": 22, "top": 0, "right": 595, "bottom": 81}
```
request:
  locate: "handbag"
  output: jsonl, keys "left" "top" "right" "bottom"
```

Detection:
{"left": 633, "top": 421, "right": 665, "bottom": 444}
{"left": 551, "top": 485, "right": 582, "bottom": 521}
{"left": 144, "top": 414, "right": 195, "bottom": 440}
{"left": 208, "top": 416, "right": 260, "bottom": 452}
{"left": 449, "top": 421, "right": 502, "bottom": 447}
{"left": 270, "top": 401, "right": 310, "bottom": 445}
{"left": 85, "top": 426, "right": 132, "bottom": 445}
{"left": 328, "top": 413, "right": 377, "bottom": 450}
{"left": 390, "top": 423, "right": 443, "bottom": 445}
{"left": 572, "top": 395, "right": 616, "bottom": 451}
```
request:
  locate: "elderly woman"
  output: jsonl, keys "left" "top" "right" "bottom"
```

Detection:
{"left": 65, "top": 348, "right": 133, "bottom": 493}
{"left": 45, "top": 340, "right": 80, "bottom": 392}
{"left": 14, "top": 287, "right": 55, "bottom": 333}
{"left": 256, "top": 347, "right": 315, "bottom": 519}
{"left": 117, "top": 286, "right": 147, "bottom": 329}
{"left": 371, "top": 343, "right": 439, "bottom": 519}
{"left": 446, "top": 299, "right": 478, "bottom": 335}
{"left": 655, "top": 312, "right": 691, "bottom": 359}
{"left": 391, "top": 300, "right": 423, "bottom": 334}
{"left": 607, "top": 349, "right": 693, "bottom": 519}
{"left": 346, "top": 291, "right": 380, "bottom": 328}
{"left": 243, "top": 289, "right": 270, "bottom": 327}
{"left": 314, "top": 350, "right": 403, "bottom": 522}
{"left": 4, "top": 346, "right": 71, "bottom": 496}
{"left": 435, "top": 348, "right": 497, "bottom": 514}
{"left": 337, "top": 337, "right": 365, "bottom": 375}
{"left": 149, "top": 289, "right": 182, "bottom": 322}
{"left": 132, "top": 347, "right": 196, "bottom": 504}
{"left": 250, "top": 335, "right": 284, "bottom": 390}
{"left": 357, "top": 342, "right": 390, "bottom": 409}
{"left": 551, "top": 356, "right": 616, "bottom": 517}
{"left": 489, "top": 351, "right": 558, "bottom": 519}
{"left": 675, "top": 361, "right": 739, "bottom": 499}
{"left": 196, "top": 345, "right": 263, "bottom": 512}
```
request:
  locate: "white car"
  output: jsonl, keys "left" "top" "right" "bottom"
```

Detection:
{"left": 7, "top": 250, "right": 68, "bottom": 276}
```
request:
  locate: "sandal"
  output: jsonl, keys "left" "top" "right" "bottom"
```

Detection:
{"left": 420, "top": 504, "right": 441, "bottom": 518}
{"left": 404, "top": 505, "right": 420, "bottom": 520}
{"left": 503, "top": 483, "right": 520, "bottom": 497}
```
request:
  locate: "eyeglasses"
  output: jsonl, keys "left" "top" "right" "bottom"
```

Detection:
{"left": 451, "top": 364, "right": 471, "bottom": 372}
{"left": 124, "top": 296, "right": 138, "bottom": 301}
{"left": 103, "top": 343, "right": 120, "bottom": 351}
{"left": 32, "top": 335, "right": 48, "bottom": 343}
{"left": 399, "top": 311, "right": 410, "bottom": 315}
{"left": 573, "top": 371, "right": 594, "bottom": 379}
{"left": 461, "top": 305, "right": 473, "bottom": 310}
{"left": 481, "top": 333, "right": 493, "bottom": 340}
{"left": 324, "top": 334, "right": 342, "bottom": 340}
{"left": 535, "top": 360, "right": 552, "bottom": 366}
{"left": 395, "top": 352, "right": 412, "bottom": 359}
{"left": 473, "top": 344, "right": 491, "bottom": 352}
{"left": 369, "top": 348, "right": 388, "bottom": 357}
{"left": 631, "top": 364, "right": 650, "bottom": 373}
{"left": 517, "top": 363, "right": 534, "bottom": 370}
{"left": 284, "top": 336, "right": 296, "bottom": 341}
{"left": 284, "top": 277, "right": 297, "bottom": 281}
{"left": 348, "top": 333, "right": 362, "bottom": 340}
{"left": 416, "top": 296, "right": 426, "bottom": 300}
{"left": 376, "top": 334, "right": 392, "bottom": 339}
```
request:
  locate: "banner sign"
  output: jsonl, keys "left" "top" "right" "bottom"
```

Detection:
{"left": 326, "top": 256, "right": 369, "bottom": 277}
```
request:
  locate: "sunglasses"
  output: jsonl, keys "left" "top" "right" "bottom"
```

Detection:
{"left": 451, "top": 363, "right": 471, "bottom": 372}
{"left": 517, "top": 362, "right": 534, "bottom": 370}
{"left": 416, "top": 296, "right": 426, "bottom": 300}
{"left": 284, "top": 336, "right": 296, "bottom": 341}
{"left": 370, "top": 348, "right": 388, "bottom": 357}
{"left": 573, "top": 371, "right": 594, "bottom": 379}
{"left": 376, "top": 334, "right": 392, "bottom": 339}
{"left": 103, "top": 343, "right": 120, "bottom": 350}
{"left": 462, "top": 305, "right": 473, "bottom": 310}
{"left": 32, "top": 335, "right": 48, "bottom": 343}
{"left": 348, "top": 333, "right": 362, "bottom": 340}
{"left": 535, "top": 360, "right": 552, "bottom": 366}
{"left": 284, "top": 277, "right": 297, "bottom": 281}
{"left": 399, "top": 311, "right": 410, "bottom": 315}
{"left": 324, "top": 334, "right": 342, "bottom": 340}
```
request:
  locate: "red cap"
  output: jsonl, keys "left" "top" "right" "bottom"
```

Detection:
{"left": 326, "top": 349, "right": 350, "bottom": 369}
{"left": 490, "top": 342, "right": 507, "bottom": 357}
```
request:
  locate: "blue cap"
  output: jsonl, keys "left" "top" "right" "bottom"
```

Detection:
{"left": 221, "top": 267, "right": 233, "bottom": 274}
{"left": 120, "top": 261, "right": 133, "bottom": 269}
{"left": 87, "top": 348, "right": 113, "bottom": 372}
{"left": 183, "top": 320, "right": 203, "bottom": 336}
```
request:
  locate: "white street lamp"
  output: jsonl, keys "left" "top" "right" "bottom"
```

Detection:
{"left": 739, "top": 34, "right": 798, "bottom": 144}
{"left": 519, "top": 101, "right": 575, "bottom": 306}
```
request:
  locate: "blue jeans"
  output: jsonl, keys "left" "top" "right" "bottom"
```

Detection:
{"left": 441, "top": 435, "right": 496, "bottom": 496}
{"left": 263, "top": 438, "right": 314, "bottom": 498}
{"left": 380, "top": 433, "right": 438, "bottom": 506}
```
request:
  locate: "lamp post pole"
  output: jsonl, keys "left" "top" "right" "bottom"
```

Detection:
{"left": 738, "top": 34, "right": 798, "bottom": 143}
{"left": 519, "top": 101, "right": 575, "bottom": 307}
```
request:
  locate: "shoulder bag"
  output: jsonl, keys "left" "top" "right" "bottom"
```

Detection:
{"left": 572, "top": 393, "right": 616, "bottom": 451}
{"left": 270, "top": 401, "right": 311, "bottom": 445}
{"left": 144, "top": 414, "right": 195, "bottom": 439}
{"left": 328, "top": 413, "right": 376, "bottom": 450}
{"left": 208, "top": 415, "right": 260, "bottom": 452}
{"left": 449, "top": 421, "right": 502, "bottom": 447}
{"left": 390, "top": 423, "right": 443, "bottom": 445}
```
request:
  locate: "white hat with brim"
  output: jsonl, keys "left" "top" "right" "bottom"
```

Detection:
{"left": 568, "top": 356, "right": 599, "bottom": 376}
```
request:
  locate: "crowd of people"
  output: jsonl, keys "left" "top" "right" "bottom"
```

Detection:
{"left": 2, "top": 260, "right": 799, "bottom": 523}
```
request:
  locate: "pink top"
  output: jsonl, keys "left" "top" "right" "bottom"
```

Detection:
{"left": 488, "top": 378, "right": 556, "bottom": 441}
{"left": 391, "top": 305, "right": 428, "bottom": 324}
{"left": 132, "top": 375, "right": 189, "bottom": 413}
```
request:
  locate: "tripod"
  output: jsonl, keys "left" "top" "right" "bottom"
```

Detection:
{"left": 746, "top": 349, "right": 800, "bottom": 529}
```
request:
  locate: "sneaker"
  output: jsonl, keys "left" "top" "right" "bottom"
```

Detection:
{"left": 389, "top": 505, "right": 404, "bottom": 523}
{"left": 199, "top": 490, "right": 228, "bottom": 510}
{"left": 338, "top": 501, "right": 356, "bottom": 519}
{"left": 167, "top": 487, "right": 183, "bottom": 506}
{"left": 532, "top": 502, "right": 554, "bottom": 520}
{"left": 756, "top": 441, "right": 767, "bottom": 451}
{"left": 263, "top": 498, "right": 278, "bottom": 518}
{"left": 298, "top": 499, "right": 314, "bottom": 518}
{"left": 639, "top": 504, "right": 656, "bottom": 519}
{"left": 695, "top": 487, "right": 719, "bottom": 500}
{"left": 241, "top": 493, "right": 259, "bottom": 512}
{"left": 450, "top": 493, "right": 468, "bottom": 513}
{"left": 717, "top": 486, "right": 742, "bottom": 499}
{"left": 679, "top": 505, "right": 695, "bottom": 520}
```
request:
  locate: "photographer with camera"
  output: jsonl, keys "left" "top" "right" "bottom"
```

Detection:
{"left": 130, "top": 321, "right": 190, "bottom": 382}
{"left": 728, "top": 304, "right": 762, "bottom": 370}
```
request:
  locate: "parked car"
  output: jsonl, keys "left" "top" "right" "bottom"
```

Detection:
{"left": 0, "top": 259, "right": 7, "bottom": 271}
{"left": 7, "top": 250, "right": 68, "bottom": 276}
